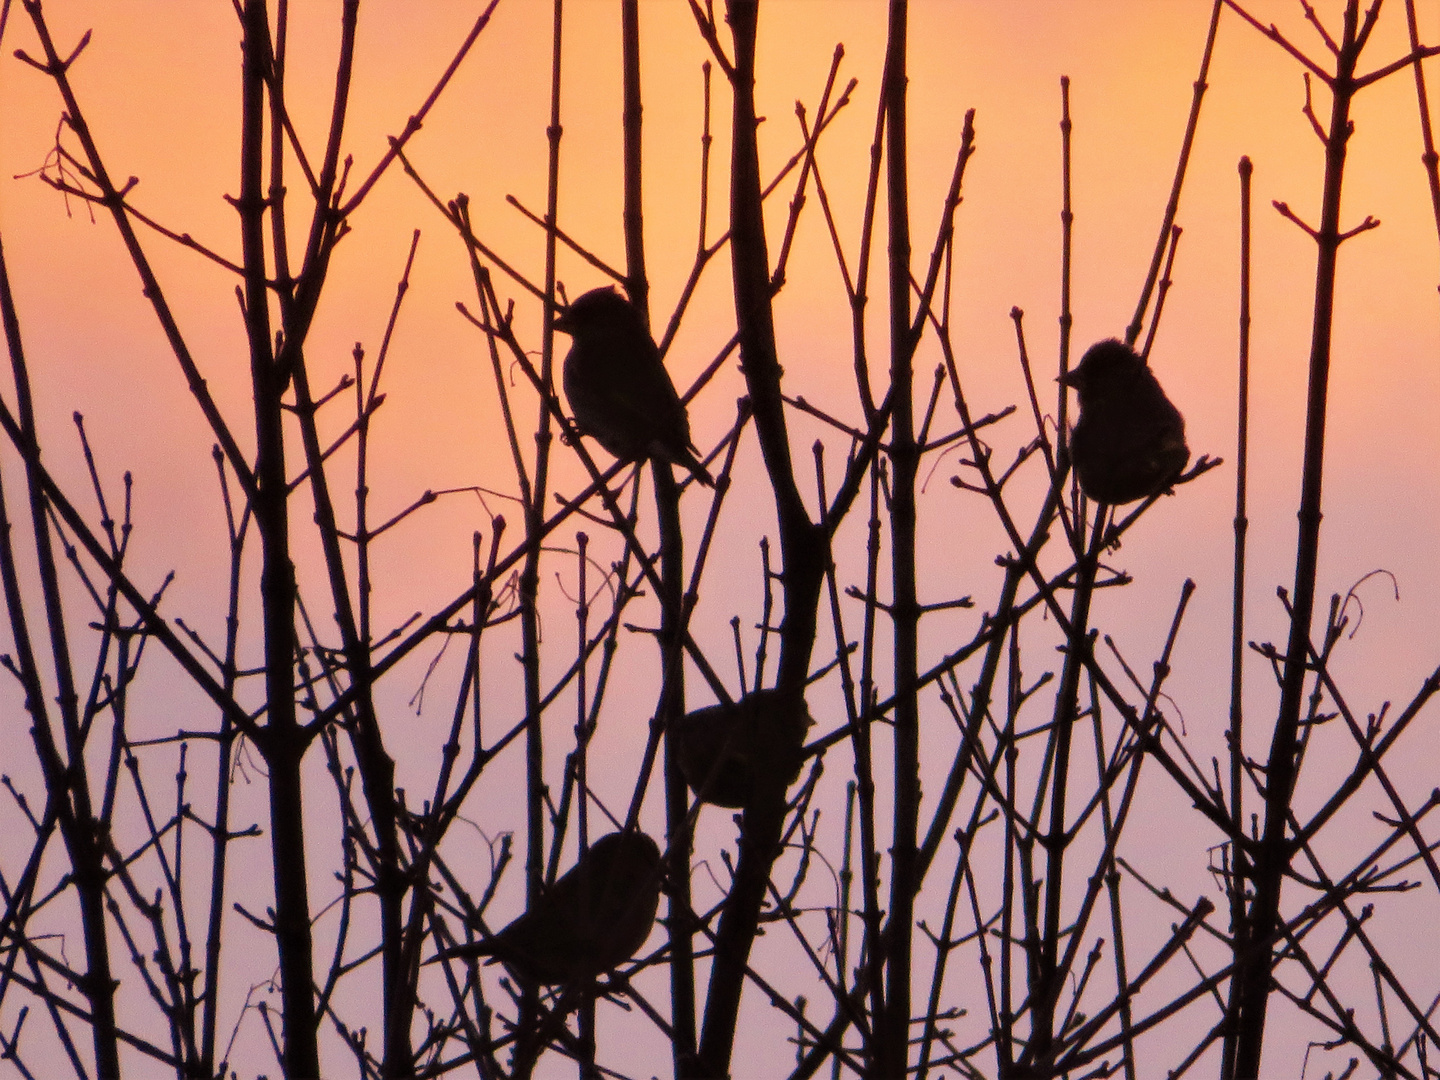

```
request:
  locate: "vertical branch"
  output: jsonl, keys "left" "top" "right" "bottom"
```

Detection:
{"left": 998, "top": 626, "right": 1022, "bottom": 1077}
{"left": 1404, "top": 0, "right": 1440, "bottom": 288}
{"left": 620, "top": 0, "right": 698, "bottom": 1061}
{"left": 903, "top": 116, "right": 977, "bottom": 882}
{"left": 511, "top": 4, "right": 566, "bottom": 1071}
{"left": 1235, "top": 5, "right": 1367, "bottom": 1074}
{"left": 265, "top": 0, "right": 294, "bottom": 317}
{"left": 0, "top": 236, "right": 122, "bottom": 1077}
{"left": 653, "top": 462, "right": 698, "bottom": 1069}
{"left": 622, "top": 0, "right": 649, "bottom": 314}
{"left": 573, "top": 531, "right": 599, "bottom": 1079}
{"left": 1124, "top": 0, "right": 1222, "bottom": 348}
{"left": 253, "top": 0, "right": 421, "bottom": 1070}
{"left": 290, "top": 233, "right": 421, "bottom": 1078}
{"left": 831, "top": 781, "right": 857, "bottom": 1080}
{"left": 853, "top": 461, "right": 886, "bottom": 1070}
{"left": 1221, "top": 154, "right": 1253, "bottom": 1080}
{"left": 574, "top": 532, "right": 591, "bottom": 852}
{"left": 879, "top": 2, "right": 917, "bottom": 1078}
{"left": 1138, "top": 225, "right": 1183, "bottom": 362}
{"left": 723, "top": 4, "right": 811, "bottom": 543}
{"left": 238, "top": 3, "right": 319, "bottom": 1075}
{"left": 914, "top": 834, "right": 967, "bottom": 1080}
{"left": 1087, "top": 681, "right": 1137, "bottom": 1080}
{"left": 696, "top": 2, "right": 827, "bottom": 1074}
{"left": 199, "top": 447, "right": 248, "bottom": 1076}
{"left": 528, "top": 0, "right": 564, "bottom": 889}
{"left": 851, "top": 35, "right": 889, "bottom": 423}
{"left": 1057, "top": 75, "right": 1074, "bottom": 431}
{"left": 1030, "top": 513, "right": 1104, "bottom": 1068}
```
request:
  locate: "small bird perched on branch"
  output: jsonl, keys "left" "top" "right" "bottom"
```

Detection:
{"left": 436, "top": 830, "right": 662, "bottom": 987}
{"left": 555, "top": 286, "right": 714, "bottom": 487}
{"left": 673, "top": 687, "right": 813, "bottom": 809}
{"left": 1060, "top": 339, "right": 1190, "bottom": 505}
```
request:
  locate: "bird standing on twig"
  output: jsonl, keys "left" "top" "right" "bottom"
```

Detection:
{"left": 556, "top": 286, "right": 714, "bottom": 487}
{"left": 673, "top": 688, "right": 813, "bottom": 809}
{"left": 435, "top": 830, "right": 662, "bottom": 987}
{"left": 1060, "top": 339, "right": 1190, "bottom": 505}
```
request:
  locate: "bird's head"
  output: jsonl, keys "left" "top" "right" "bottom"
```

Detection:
{"left": 1059, "top": 338, "right": 1143, "bottom": 401}
{"left": 553, "top": 286, "right": 638, "bottom": 336}
{"left": 587, "top": 829, "right": 662, "bottom": 880}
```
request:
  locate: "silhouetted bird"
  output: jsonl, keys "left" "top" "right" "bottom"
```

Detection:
{"left": 556, "top": 287, "right": 714, "bottom": 486}
{"left": 674, "top": 688, "right": 813, "bottom": 809}
{"left": 439, "top": 831, "right": 662, "bottom": 986}
{"left": 1060, "top": 339, "right": 1190, "bottom": 505}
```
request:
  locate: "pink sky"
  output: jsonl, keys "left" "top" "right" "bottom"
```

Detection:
{"left": 2, "top": 2, "right": 1439, "bottom": 1074}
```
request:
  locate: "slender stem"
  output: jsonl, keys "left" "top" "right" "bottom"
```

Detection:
{"left": 199, "top": 450, "right": 247, "bottom": 1076}
{"left": 622, "top": 0, "right": 649, "bottom": 315}
{"left": 617, "top": 0, "right": 698, "bottom": 1062}
{"left": 1221, "top": 154, "right": 1253, "bottom": 1080}
{"left": 1234, "top": 5, "right": 1364, "bottom": 1074}
{"left": 1125, "top": 0, "right": 1222, "bottom": 347}
{"left": 880, "top": 3, "right": 917, "bottom": 1077}
{"left": 854, "top": 463, "right": 885, "bottom": 1072}
{"left": 1, "top": 222, "right": 124, "bottom": 1077}
{"left": 1404, "top": 0, "right": 1440, "bottom": 293}
{"left": 697, "top": 3, "right": 829, "bottom": 1073}
{"left": 1031, "top": 513, "right": 1104, "bottom": 1066}
{"left": 513, "top": 2, "right": 566, "bottom": 1072}
{"left": 1058, "top": 75, "right": 1074, "bottom": 432}
{"left": 1090, "top": 679, "right": 1138, "bottom": 1080}
{"left": 238, "top": 2, "right": 319, "bottom": 1074}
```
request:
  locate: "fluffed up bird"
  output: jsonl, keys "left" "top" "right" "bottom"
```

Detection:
{"left": 556, "top": 286, "right": 714, "bottom": 487}
{"left": 674, "top": 687, "right": 814, "bottom": 809}
{"left": 437, "top": 830, "right": 662, "bottom": 987}
{"left": 1059, "top": 339, "right": 1190, "bottom": 505}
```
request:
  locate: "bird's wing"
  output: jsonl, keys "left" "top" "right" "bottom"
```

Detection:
{"left": 624, "top": 344, "right": 694, "bottom": 445}
{"left": 568, "top": 332, "right": 690, "bottom": 436}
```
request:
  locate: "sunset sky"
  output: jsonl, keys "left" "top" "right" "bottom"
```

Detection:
{"left": 2, "top": 1, "right": 1439, "bottom": 1074}
{"left": 4, "top": 1, "right": 1435, "bottom": 774}
{"left": 4, "top": 1, "right": 1437, "bottom": 622}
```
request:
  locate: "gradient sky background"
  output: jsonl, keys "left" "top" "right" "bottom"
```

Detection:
{"left": 3, "top": 1, "right": 1440, "bottom": 1075}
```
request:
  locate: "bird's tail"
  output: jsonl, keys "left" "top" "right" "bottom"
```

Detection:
{"left": 674, "top": 445, "right": 714, "bottom": 488}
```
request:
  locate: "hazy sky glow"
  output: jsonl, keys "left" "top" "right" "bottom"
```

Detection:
{"left": 3, "top": 1, "right": 1440, "bottom": 1075}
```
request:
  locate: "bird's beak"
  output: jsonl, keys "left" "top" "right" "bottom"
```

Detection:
{"left": 1057, "top": 369, "right": 1080, "bottom": 388}
{"left": 552, "top": 308, "right": 574, "bottom": 335}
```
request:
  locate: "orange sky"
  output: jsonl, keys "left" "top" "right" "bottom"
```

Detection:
{"left": 3, "top": 2, "right": 1439, "bottom": 1074}
{"left": 4, "top": 1, "right": 1435, "bottom": 714}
